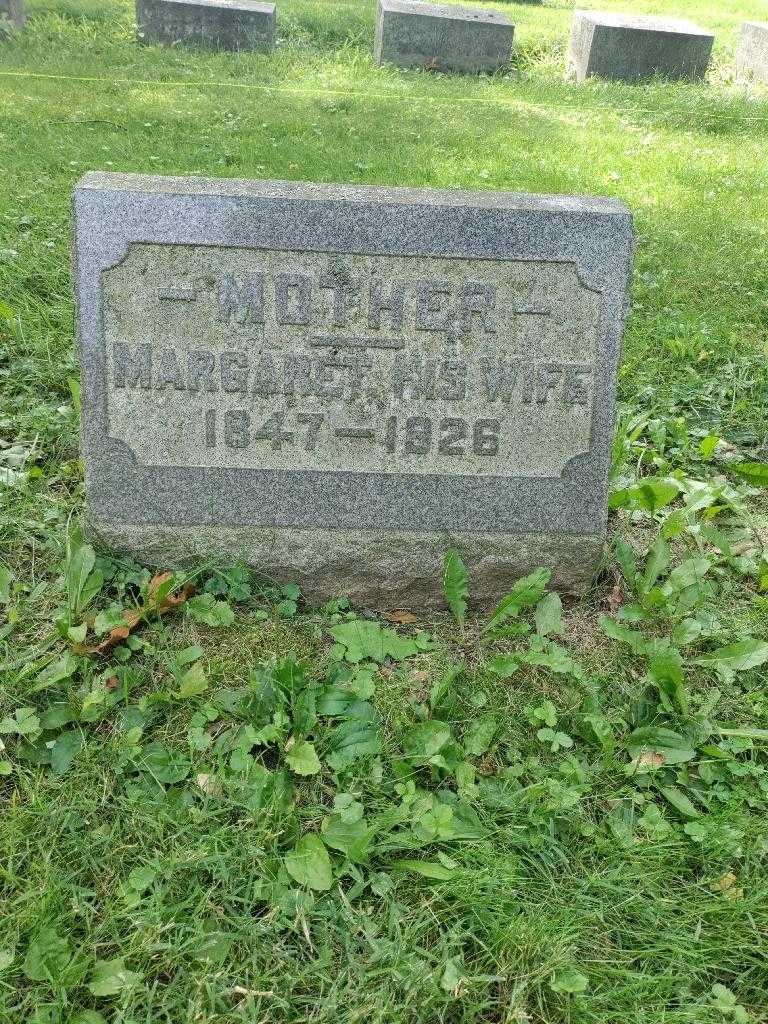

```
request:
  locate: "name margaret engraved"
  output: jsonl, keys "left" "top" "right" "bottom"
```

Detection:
{"left": 113, "top": 343, "right": 592, "bottom": 407}
{"left": 102, "top": 244, "right": 600, "bottom": 478}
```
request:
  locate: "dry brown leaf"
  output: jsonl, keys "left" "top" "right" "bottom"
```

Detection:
{"left": 635, "top": 751, "right": 666, "bottom": 769}
{"left": 605, "top": 578, "right": 624, "bottom": 615}
{"left": 384, "top": 609, "right": 418, "bottom": 624}
{"left": 146, "top": 571, "right": 195, "bottom": 612}
{"left": 74, "top": 571, "right": 194, "bottom": 656}
{"left": 74, "top": 609, "right": 141, "bottom": 656}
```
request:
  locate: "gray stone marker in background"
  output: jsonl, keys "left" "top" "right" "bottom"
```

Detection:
{"left": 73, "top": 173, "right": 633, "bottom": 607}
{"left": 737, "top": 22, "right": 768, "bottom": 82}
{"left": 0, "top": 0, "right": 26, "bottom": 30}
{"left": 375, "top": 0, "right": 513, "bottom": 74}
{"left": 567, "top": 10, "right": 714, "bottom": 83}
{"left": 136, "top": 0, "right": 276, "bottom": 51}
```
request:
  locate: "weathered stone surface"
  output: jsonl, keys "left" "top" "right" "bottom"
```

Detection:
{"left": 136, "top": 0, "right": 276, "bottom": 52}
{"left": 374, "top": 0, "right": 513, "bottom": 74}
{"left": 73, "top": 173, "right": 633, "bottom": 608}
{"left": 567, "top": 10, "right": 714, "bottom": 83}
{"left": 737, "top": 22, "right": 768, "bottom": 81}
{"left": 90, "top": 525, "right": 605, "bottom": 607}
{"left": 0, "top": 0, "right": 26, "bottom": 30}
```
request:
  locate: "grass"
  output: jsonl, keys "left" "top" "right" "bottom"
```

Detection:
{"left": 1, "top": 1, "right": 768, "bottom": 1022}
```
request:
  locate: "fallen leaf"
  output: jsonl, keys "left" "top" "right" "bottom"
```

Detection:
{"left": 147, "top": 571, "right": 195, "bottom": 613}
{"left": 196, "top": 773, "right": 223, "bottom": 797}
{"left": 711, "top": 871, "right": 738, "bottom": 893}
{"left": 74, "top": 572, "right": 194, "bottom": 656}
{"left": 716, "top": 872, "right": 745, "bottom": 897}
{"left": 384, "top": 609, "right": 418, "bottom": 624}
{"left": 75, "top": 611, "right": 138, "bottom": 654}
{"left": 634, "top": 751, "right": 666, "bottom": 769}
{"left": 605, "top": 579, "right": 624, "bottom": 615}
{"left": 730, "top": 541, "right": 758, "bottom": 556}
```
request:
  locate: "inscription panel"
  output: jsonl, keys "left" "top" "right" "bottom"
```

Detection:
{"left": 103, "top": 244, "right": 599, "bottom": 478}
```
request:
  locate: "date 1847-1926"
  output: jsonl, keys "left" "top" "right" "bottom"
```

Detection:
{"left": 204, "top": 409, "right": 502, "bottom": 457}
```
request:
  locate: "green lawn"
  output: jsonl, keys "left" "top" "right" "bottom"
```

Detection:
{"left": 2, "top": 1, "right": 768, "bottom": 1022}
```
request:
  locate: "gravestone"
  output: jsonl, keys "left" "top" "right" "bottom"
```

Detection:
{"left": 375, "top": 0, "right": 513, "bottom": 74}
{"left": 567, "top": 11, "right": 714, "bottom": 83}
{"left": 737, "top": 22, "right": 768, "bottom": 82}
{"left": 0, "top": 0, "right": 26, "bottom": 30}
{"left": 136, "top": 0, "right": 276, "bottom": 51}
{"left": 73, "top": 173, "right": 633, "bottom": 608}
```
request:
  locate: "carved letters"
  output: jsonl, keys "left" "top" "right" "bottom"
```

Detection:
{"left": 102, "top": 245, "right": 600, "bottom": 478}
{"left": 113, "top": 342, "right": 591, "bottom": 410}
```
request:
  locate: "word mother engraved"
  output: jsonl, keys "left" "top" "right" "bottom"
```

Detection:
{"left": 74, "top": 174, "right": 633, "bottom": 604}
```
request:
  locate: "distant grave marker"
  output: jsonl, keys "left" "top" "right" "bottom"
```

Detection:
{"left": 0, "top": 0, "right": 26, "bottom": 30}
{"left": 375, "top": 0, "right": 513, "bottom": 75}
{"left": 136, "top": 0, "right": 276, "bottom": 52}
{"left": 567, "top": 10, "right": 714, "bottom": 83}
{"left": 737, "top": 22, "right": 768, "bottom": 82}
{"left": 73, "top": 173, "right": 633, "bottom": 607}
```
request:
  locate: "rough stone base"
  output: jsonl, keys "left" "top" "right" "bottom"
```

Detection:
{"left": 374, "top": 0, "right": 513, "bottom": 75}
{"left": 0, "top": 0, "right": 26, "bottom": 30}
{"left": 87, "top": 523, "right": 604, "bottom": 610}
{"left": 135, "top": 0, "right": 276, "bottom": 52}
{"left": 737, "top": 22, "right": 768, "bottom": 82}
{"left": 567, "top": 11, "right": 714, "bottom": 83}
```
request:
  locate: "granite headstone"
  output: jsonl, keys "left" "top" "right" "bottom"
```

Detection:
{"left": 0, "top": 0, "right": 26, "bottom": 30}
{"left": 136, "top": 0, "right": 276, "bottom": 51}
{"left": 374, "top": 0, "right": 513, "bottom": 75}
{"left": 737, "top": 22, "right": 768, "bottom": 82}
{"left": 567, "top": 10, "right": 714, "bottom": 83}
{"left": 73, "top": 173, "right": 633, "bottom": 607}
